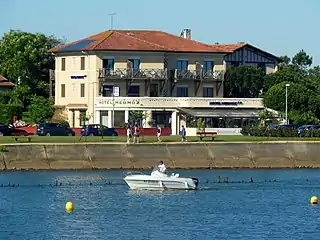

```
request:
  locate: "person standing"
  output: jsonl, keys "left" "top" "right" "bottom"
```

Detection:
{"left": 126, "top": 125, "right": 132, "bottom": 144}
{"left": 157, "top": 125, "right": 161, "bottom": 142}
{"left": 181, "top": 125, "right": 186, "bottom": 142}
{"left": 133, "top": 123, "right": 140, "bottom": 143}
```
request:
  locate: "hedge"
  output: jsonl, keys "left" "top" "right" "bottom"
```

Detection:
{"left": 241, "top": 126, "right": 320, "bottom": 138}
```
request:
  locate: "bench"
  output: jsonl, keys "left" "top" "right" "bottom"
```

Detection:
{"left": 196, "top": 131, "right": 217, "bottom": 141}
{"left": 13, "top": 136, "right": 32, "bottom": 142}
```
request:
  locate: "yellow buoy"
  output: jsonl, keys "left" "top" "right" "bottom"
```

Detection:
{"left": 310, "top": 196, "right": 318, "bottom": 205}
{"left": 65, "top": 201, "right": 74, "bottom": 212}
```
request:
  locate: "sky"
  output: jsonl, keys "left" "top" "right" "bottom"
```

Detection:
{"left": 1, "top": 0, "right": 320, "bottom": 65}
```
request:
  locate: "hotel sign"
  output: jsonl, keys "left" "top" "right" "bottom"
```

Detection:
{"left": 209, "top": 101, "right": 243, "bottom": 106}
{"left": 95, "top": 97, "right": 263, "bottom": 108}
{"left": 97, "top": 99, "right": 141, "bottom": 106}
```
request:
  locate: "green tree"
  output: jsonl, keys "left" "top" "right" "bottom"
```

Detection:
{"left": 0, "top": 104, "right": 22, "bottom": 125}
{"left": 129, "top": 111, "right": 150, "bottom": 126}
{"left": 224, "top": 65, "right": 265, "bottom": 98}
{"left": 263, "top": 82, "right": 312, "bottom": 114}
{"left": 0, "top": 30, "right": 62, "bottom": 97}
{"left": 26, "top": 96, "right": 54, "bottom": 124}
{"left": 263, "top": 67, "right": 303, "bottom": 92}
{"left": 292, "top": 49, "right": 312, "bottom": 71}
{"left": 288, "top": 110, "right": 320, "bottom": 125}
{"left": 196, "top": 118, "right": 205, "bottom": 132}
{"left": 258, "top": 109, "right": 275, "bottom": 127}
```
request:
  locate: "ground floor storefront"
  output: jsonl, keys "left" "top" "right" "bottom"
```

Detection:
{"left": 66, "top": 108, "right": 262, "bottom": 136}
{"left": 64, "top": 97, "right": 266, "bottom": 136}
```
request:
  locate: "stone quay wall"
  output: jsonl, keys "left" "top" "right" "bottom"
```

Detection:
{"left": 0, "top": 142, "right": 319, "bottom": 170}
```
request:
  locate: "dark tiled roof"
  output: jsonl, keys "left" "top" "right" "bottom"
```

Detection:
{"left": 49, "top": 30, "right": 231, "bottom": 53}
{"left": 214, "top": 43, "right": 247, "bottom": 52}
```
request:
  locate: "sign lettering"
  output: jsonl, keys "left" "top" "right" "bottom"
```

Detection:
{"left": 98, "top": 99, "right": 140, "bottom": 105}
{"left": 209, "top": 101, "right": 243, "bottom": 106}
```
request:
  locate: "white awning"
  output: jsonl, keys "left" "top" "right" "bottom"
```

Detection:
{"left": 177, "top": 108, "right": 260, "bottom": 118}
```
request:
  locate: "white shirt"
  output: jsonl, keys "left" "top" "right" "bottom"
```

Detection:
{"left": 158, "top": 163, "right": 166, "bottom": 173}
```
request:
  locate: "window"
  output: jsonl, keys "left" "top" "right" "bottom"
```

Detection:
{"left": 203, "top": 87, "right": 214, "bottom": 97}
{"left": 176, "top": 60, "right": 188, "bottom": 70}
{"left": 128, "top": 59, "right": 140, "bottom": 69}
{"left": 80, "top": 57, "right": 85, "bottom": 70}
{"left": 79, "top": 110, "right": 87, "bottom": 127}
{"left": 61, "top": 58, "right": 66, "bottom": 71}
{"left": 103, "top": 58, "right": 115, "bottom": 70}
{"left": 204, "top": 61, "right": 214, "bottom": 73}
{"left": 102, "top": 85, "right": 115, "bottom": 97}
{"left": 150, "top": 84, "right": 159, "bottom": 97}
{"left": 128, "top": 85, "right": 140, "bottom": 97}
{"left": 61, "top": 84, "right": 65, "bottom": 98}
{"left": 80, "top": 83, "right": 85, "bottom": 97}
{"left": 176, "top": 87, "right": 188, "bottom": 97}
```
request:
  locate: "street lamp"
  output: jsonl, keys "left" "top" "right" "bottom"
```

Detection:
{"left": 285, "top": 83, "right": 290, "bottom": 125}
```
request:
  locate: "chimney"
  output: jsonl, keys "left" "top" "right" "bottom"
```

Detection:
{"left": 181, "top": 28, "right": 191, "bottom": 39}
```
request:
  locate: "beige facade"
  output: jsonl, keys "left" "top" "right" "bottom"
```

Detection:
{"left": 53, "top": 50, "right": 277, "bottom": 131}
{"left": 54, "top": 50, "right": 229, "bottom": 127}
{"left": 50, "top": 29, "right": 280, "bottom": 133}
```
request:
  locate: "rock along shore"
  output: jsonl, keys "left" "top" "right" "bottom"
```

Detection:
{"left": 0, "top": 141, "right": 320, "bottom": 170}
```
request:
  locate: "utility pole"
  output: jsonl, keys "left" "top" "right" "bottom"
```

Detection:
{"left": 285, "top": 83, "right": 290, "bottom": 124}
{"left": 108, "top": 13, "right": 116, "bottom": 30}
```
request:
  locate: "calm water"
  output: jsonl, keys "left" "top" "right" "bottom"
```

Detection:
{"left": 0, "top": 169, "right": 319, "bottom": 240}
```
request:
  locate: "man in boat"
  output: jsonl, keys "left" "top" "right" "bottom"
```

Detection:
{"left": 157, "top": 160, "right": 167, "bottom": 173}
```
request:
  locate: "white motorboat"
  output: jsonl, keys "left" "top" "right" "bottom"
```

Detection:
{"left": 123, "top": 166, "right": 199, "bottom": 190}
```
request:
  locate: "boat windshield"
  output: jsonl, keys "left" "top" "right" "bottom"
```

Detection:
{"left": 152, "top": 165, "right": 160, "bottom": 172}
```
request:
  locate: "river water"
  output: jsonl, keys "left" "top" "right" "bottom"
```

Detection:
{"left": 0, "top": 169, "right": 319, "bottom": 240}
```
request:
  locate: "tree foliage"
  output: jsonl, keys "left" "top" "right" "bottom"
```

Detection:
{"left": 0, "top": 30, "right": 62, "bottom": 125}
{"left": 0, "top": 30, "right": 62, "bottom": 97}
{"left": 25, "top": 96, "right": 55, "bottom": 124}
{"left": 263, "top": 50, "right": 320, "bottom": 124}
{"left": 224, "top": 65, "right": 265, "bottom": 98}
{"left": 223, "top": 49, "right": 319, "bottom": 125}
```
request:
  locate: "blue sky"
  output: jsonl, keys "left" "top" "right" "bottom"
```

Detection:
{"left": 1, "top": 0, "right": 319, "bottom": 65}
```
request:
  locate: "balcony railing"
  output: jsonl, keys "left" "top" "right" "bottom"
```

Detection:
{"left": 172, "top": 69, "right": 225, "bottom": 81}
{"left": 99, "top": 68, "right": 168, "bottom": 80}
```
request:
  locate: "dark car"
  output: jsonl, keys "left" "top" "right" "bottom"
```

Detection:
{"left": 297, "top": 125, "right": 320, "bottom": 136}
{"left": 277, "top": 124, "right": 301, "bottom": 130}
{"left": 36, "top": 122, "right": 75, "bottom": 136}
{"left": 81, "top": 124, "right": 118, "bottom": 136}
{"left": 0, "top": 124, "right": 28, "bottom": 136}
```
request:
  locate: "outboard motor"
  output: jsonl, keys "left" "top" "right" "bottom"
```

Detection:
{"left": 191, "top": 178, "right": 199, "bottom": 187}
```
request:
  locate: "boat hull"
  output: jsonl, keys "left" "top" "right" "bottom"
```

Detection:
{"left": 124, "top": 175, "right": 199, "bottom": 190}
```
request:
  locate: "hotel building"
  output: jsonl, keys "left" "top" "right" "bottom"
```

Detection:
{"left": 49, "top": 29, "right": 279, "bottom": 135}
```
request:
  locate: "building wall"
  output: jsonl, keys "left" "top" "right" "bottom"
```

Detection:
{"left": 0, "top": 86, "right": 14, "bottom": 92}
{"left": 224, "top": 46, "right": 278, "bottom": 74}
{"left": 54, "top": 53, "right": 100, "bottom": 125}
{"left": 96, "top": 51, "right": 164, "bottom": 69}
{"left": 53, "top": 47, "right": 276, "bottom": 125}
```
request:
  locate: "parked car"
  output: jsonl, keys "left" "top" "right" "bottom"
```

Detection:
{"left": 36, "top": 122, "right": 75, "bottom": 136}
{"left": 297, "top": 125, "right": 320, "bottom": 136}
{"left": 81, "top": 124, "right": 118, "bottom": 136}
{"left": 0, "top": 124, "right": 29, "bottom": 136}
{"left": 277, "top": 124, "right": 301, "bottom": 130}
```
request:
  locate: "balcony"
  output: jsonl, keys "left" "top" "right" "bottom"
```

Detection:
{"left": 171, "top": 69, "right": 225, "bottom": 81}
{"left": 99, "top": 68, "right": 168, "bottom": 80}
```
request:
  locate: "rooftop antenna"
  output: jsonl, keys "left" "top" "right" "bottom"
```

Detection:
{"left": 108, "top": 13, "right": 116, "bottom": 30}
